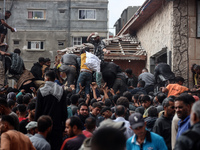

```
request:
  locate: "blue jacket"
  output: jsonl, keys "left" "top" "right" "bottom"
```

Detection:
{"left": 126, "top": 130, "right": 168, "bottom": 150}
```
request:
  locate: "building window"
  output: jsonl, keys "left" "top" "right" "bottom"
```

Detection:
{"left": 73, "top": 37, "right": 82, "bottom": 46}
{"left": 28, "top": 41, "right": 44, "bottom": 50}
{"left": 79, "top": 9, "right": 96, "bottom": 20}
{"left": 13, "top": 40, "right": 19, "bottom": 45}
{"left": 28, "top": 10, "right": 45, "bottom": 19}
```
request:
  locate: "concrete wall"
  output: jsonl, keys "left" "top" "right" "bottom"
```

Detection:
{"left": 0, "top": 0, "right": 108, "bottom": 69}
{"left": 136, "top": 1, "right": 173, "bottom": 69}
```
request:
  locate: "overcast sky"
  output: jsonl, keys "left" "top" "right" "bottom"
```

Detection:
{"left": 108, "top": 0, "right": 146, "bottom": 35}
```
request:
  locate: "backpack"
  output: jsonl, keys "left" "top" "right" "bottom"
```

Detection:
{"left": 9, "top": 53, "right": 24, "bottom": 75}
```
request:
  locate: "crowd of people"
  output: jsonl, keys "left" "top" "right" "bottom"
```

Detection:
{"left": 0, "top": 10, "right": 200, "bottom": 150}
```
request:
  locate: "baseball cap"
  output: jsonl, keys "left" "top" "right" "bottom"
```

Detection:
{"left": 91, "top": 32, "right": 99, "bottom": 38}
{"left": 25, "top": 121, "right": 38, "bottom": 130}
{"left": 129, "top": 113, "right": 144, "bottom": 129}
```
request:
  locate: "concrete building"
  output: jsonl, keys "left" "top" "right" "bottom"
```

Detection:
{"left": 114, "top": 6, "right": 140, "bottom": 35}
{"left": 118, "top": 0, "right": 199, "bottom": 87}
{"left": 0, "top": 0, "right": 108, "bottom": 69}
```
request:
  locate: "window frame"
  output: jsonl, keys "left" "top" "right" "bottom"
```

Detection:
{"left": 27, "top": 9, "right": 46, "bottom": 20}
{"left": 78, "top": 9, "right": 96, "bottom": 20}
{"left": 73, "top": 37, "right": 82, "bottom": 46}
{"left": 27, "top": 41, "right": 44, "bottom": 51}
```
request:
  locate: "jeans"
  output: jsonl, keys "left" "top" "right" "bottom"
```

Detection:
{"left": 76, "top": 71, "right": 92, "bottom": 95}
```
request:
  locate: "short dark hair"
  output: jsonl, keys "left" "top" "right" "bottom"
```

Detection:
{"left": 157, "top": 93, "right": 167, "bottom": 104}
{"left": 17, "top": 104, "right": 27, "bottom": 113}
{"left": 91, "top": 127, "right": 126, "bottom": 150}
{"left": 115, "top": 105, "right": 125, "bottom": 116}
{"left": 14, "top": 48, "right": 21, "bottom": 54}
{"left": 148, "top": 106, "right": 158, "bottom": 117}
{"left": 23, "top": 94, "right": 31, "bottom": 104}
{"left": 38, "top": 57, "right": 45, "bottom": 63}
{"left": 27, "top": 102, "right": 36, "bottom": 111}
{"left": 78, "top": 103, "right": 88, "bottom": 110}
{"left": 141, "top": 95, "right": 151, "bottom": 102}
{"left": 85, "top": 117, "right": 96, "bottom": 130}
{"left": 69, "top": 116, "right": 83, "bottom": 130}
{"left": 116, "top": 97, "right": 129, "bottom": 108}
{"left": 70, "top": 94, "right": 79, "bottom": 105}
{"left": 16, "top": 95, "right": 24, "bottom": 104}
{"left": 1, "top": 115, "right": 15, "bottom": 127}
{"left": 123, "top": 91, "right": 132, "bottom": 102}
{"left": 125, "top": 69, "right": 132, "bottom": 75}
{"left": 105, "top": 99, "right": 112, "bottom": 107}
{"left": 44, "top": 58, "right": 51, "bottom": 62}
{"left": 175, "top": 76, "right": 185, "bottom": 83}
{"left": 100, "top": 107, "right": 111, "bottom": 115}
{"left": 7, "top": 100, "right": 15, "bottom": 109}
{"left": 162, "top": 97, "right": 175, "bottom": 107}
{"left": 37, "top": 115, "right": 53, "bottom": 132}
{"left": 6, "top": 10, "right": 11, "bottom": 15}
{"left": 92, "top": 102, "right": 102, "bottom": 109}
{"left": 45, "top": 70, "right": 56, "bottom": 81}
{"left": 138, "top": 80, "right": 145, "bottom": 87}
{"left": 175, "top": 93, "right": 195, "bottom": 105}
{"left": 0, "top": 97, "right": 8, "bottom": 107}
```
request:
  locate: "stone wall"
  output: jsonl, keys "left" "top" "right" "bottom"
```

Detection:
{"left": 172, "top": 0, "right": 189, "bottom": 86}
{"left": 136, "top": 1, "right": 173, "bottom": 69}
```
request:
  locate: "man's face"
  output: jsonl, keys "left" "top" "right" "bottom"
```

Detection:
{"left": 78, "top": 106, "right": 88, "bottom": 117}
{"left": 65, "top": 119, "right": 75, "bottom": 137}
{"left": 5, "top": 12, "right": 11, "bottom": 20}
{"left": 166, "top": 101, "right": 175, "bottom": 118}
{"left": 102, "top": 110, "right": 112, "bottom": 119}
{"left": 132, "top": 123, "right": 146, "bottom": 138}
{"left": 92, "top": 107, "right": 101, "bottom": 116}
{"left": 46, "top": 61, "right": 51, "bottom": 67}
{"left": 175, "top": 101, "right": 190, "bottom": 120}
{"left": 29, "top": 109, "right": 36, "bottom": 119}
{"left": 0, "top": 119, "right": 7, "bottom": 134}
{"left": 142, "top": 101, "right": 151, "bottom": 109}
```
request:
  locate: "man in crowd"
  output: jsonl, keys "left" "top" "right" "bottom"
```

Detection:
{"left": 76, "top": 47, "right": 92, "bottom": 95}
{"left": 87, "top": 32, "right": 109, "bottom": 87}
{"left": 31, "top": 57, "right": 45, "bottom": 80}
{"left": 153, "top": 97, "right": 175, "bottom": 150}
{"left": 30, "top": 115, "right": 52, "bottom": 150}
{"left": 82, "top": 117, "right": 96, "bottom": 138}
{"left": 127, "top": 113, "right": 167, "bottom": 150}
{"left": 42, "top": 58, "right": 51, "bottom": 78}
{"left": 154, "top": 62, "right": 175, "bottom": 86}
{"left": 175, "top": 94, "right": 195, "bottom": 139}
{"left": 0, "top": 97, "right": 19, "bottom": 130}
{"left": 35, "top": 70, "right": 67, "bottom": 150}
{"left": 174, "top": 100, "right": 200, "bottom": 150}
{"left": 25, "top": 121, "right": 38, "bottom": 138}
{"left": 130, "top": 80, "right": 147, "bottom": 95}
{"left": 125, "top": 68, "right": 138, "bottom": 88}
{"left": 0, "top": 115, "right": 35, "bottom": 150}
{"left": 161, "top": 76, "right": 189, "bottom": 97}
{"left": 60, "top": 116, "right": 86, "bottom": 150}
{"left": 76, "top": 103, "right": 89, "bottom": 126}
{"left": 114, "top": 105, "right": 133, "bottom": 139}
{"left": 141, "top": 95, "right": 152, "bottom": 118}
{"left": 0, "top": 10, "right": 15, "bottom": 44}
{"left": 59, "top": 53, "right": 78, "bottom": 86}
{"left": 138, "top": 68, "right": 155, "bottom": 93}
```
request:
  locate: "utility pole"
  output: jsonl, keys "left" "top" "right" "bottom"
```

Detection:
{"left": 4, "top": 0, "right": 6, "bottom": 14}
